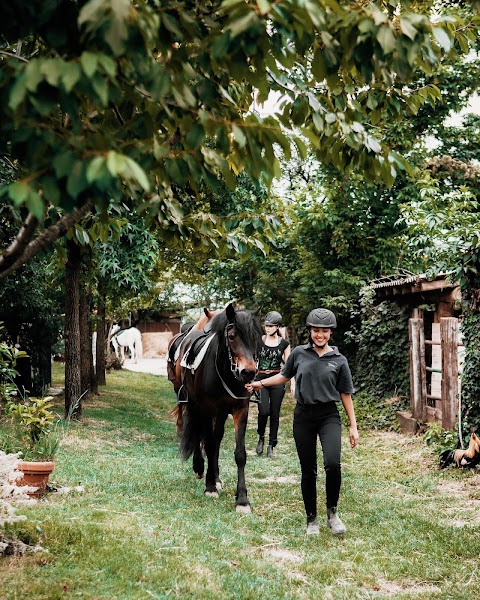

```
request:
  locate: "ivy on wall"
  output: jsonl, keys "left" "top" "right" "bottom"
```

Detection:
{"left": 451, "top": 250, "right": 480, "bottom": 435}
{"left": 350, "top": 287, "right": 411, "bottom": 402}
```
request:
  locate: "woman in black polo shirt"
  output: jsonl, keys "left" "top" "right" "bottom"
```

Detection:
{"left": 246, "top": 308, "right": 359, "bottom": 536}
{"left": 254, "top": 311, "right": 291, "bottom": 458}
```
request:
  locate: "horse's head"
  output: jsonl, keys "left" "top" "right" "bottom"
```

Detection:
{"left": 111, "top": 324, "right": 120, "bottom": 336}
{"left": 212, "top": 303, "right": 262, "bottom": 384}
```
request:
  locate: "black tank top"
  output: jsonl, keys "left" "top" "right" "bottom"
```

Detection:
{"left": 258, "top": 338, "right": 289, "bottom": 371}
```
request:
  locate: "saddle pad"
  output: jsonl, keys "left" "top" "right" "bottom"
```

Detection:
{"left": 180, "top": 334, "right": 215, "bottom": 371}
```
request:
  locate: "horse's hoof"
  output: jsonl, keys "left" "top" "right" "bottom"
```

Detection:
{"left": 194, "top": 472, "right": 204, "bottom": 479}
{"left": 215, "top": 480, "right": 222, "bottom": 491}
{"left": 205, "top": 491, "right": 219, "bottom": 498}
{"left": 236, "top": 504, "right": 251, "bottom": 514}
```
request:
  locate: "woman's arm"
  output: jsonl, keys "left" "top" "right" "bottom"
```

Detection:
{"left": 246, "top": 373, "right": 290, "bottom": 392}
{"left": 341, "top": 393, "right": 359, "bottom": 448}
{"left": 282, "top": 343, "right": 295, "bottom": 394}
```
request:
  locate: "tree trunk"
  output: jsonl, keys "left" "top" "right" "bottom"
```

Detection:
{"left": 64, "top": 239, "right": 82, "bottom": 419}
{"left": 79, "top": 279, "right": 91, "bottom": 402}
{"left": 96, "top": 279, "right": 107, "bottom": 387}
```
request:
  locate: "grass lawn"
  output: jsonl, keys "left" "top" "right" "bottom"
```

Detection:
{"left": 1, "top": 365, "right": 479, "bottom": 599}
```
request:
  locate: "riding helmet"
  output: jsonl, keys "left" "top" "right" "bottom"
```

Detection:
{"left": 264, "top": 311, "right": 283, "bottom": 326}
{"left": 306, "top": 308, "right": 337, "bottom": 329}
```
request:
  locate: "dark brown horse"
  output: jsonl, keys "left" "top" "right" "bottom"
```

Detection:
{"left": 172, "top": 303, "right": 261, "bottom": 512}
{"left": 167, "top": 308, "right": 219, "bottom": 435}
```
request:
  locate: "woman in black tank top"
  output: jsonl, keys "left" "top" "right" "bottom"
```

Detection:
{"left": 254, "top": 311, "right": 291, "bottom": 458}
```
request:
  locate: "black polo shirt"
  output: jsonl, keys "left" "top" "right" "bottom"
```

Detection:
{"left": 281, "top": 344, "right": 354, "bottom": 405}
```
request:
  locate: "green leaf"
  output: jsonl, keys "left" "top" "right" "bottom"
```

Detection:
{"left": 312, "top": 48, "right": 327, "bottom": 81}
{"left": 106, "top": 151, "right": 125, "bottom": 176}
{"left": 305, "top": 0, "right": 326, "bottom": 28}
{"left": 67, "top": 161, "right": 88, "bottom": 199}
{"left": 41, "top": 177, "right": 61, "bottom": 204}
{"left": 123, "top": 157, "right": 151, "bottom": 191}
{"left": 432, "top": 27, "right": 451, "bottom": 52}
{"left": 105, "top": 0, "right": 130, "bottom": 55}
{"left": 185, "top": 124, "right": 205, "bottom": 149}
{"left": 8, "top": 73, "right": 27, "bottom": 110}
{"left": 91, "top": 73, "right": 109, "bottom": 106}
{"left": 232, "top": 125, "right": 247, "bottom": 148}
{"left": 164, "top": 198, "right": 185, "bottom": 223}
{"left": 25, "top": 61, "right": 43, "bottom": 92}
{"left": 377, "top": 25, "right": 396, "bottom": 54}
{"left": 62, "top": 63, "right": 82, "bottom": 92}
{"left": 211, "top": 33, "right": 231, "bottom": 59}
{"left": 53, "top": 152, "right": 76, "bottom": 178}
{"left": 41, "top": 59, "right": 64, "bottom": 86}
{"left": 8, "top": 181, "right": 30, "bottom": 206}
{"left": 97, "top": 54, "right": 117, "bottom": 77}
{"left": 399, "top": 16, "right": 418, "bottom": 40}
{"left": 226, "top": 12, "right": 257, "bottom": 39}
{"left": 256, "top": 0, "right": 271, "bottom": 15}
{"left": 86, "top": 157, "right": 107, "bottom": 183}
{"left": 80, "top": 52, "right": 98, "bottom": 78}
{"left": 221, "top": 0, "right": 246, "bottom": 9}
{"left": 25, "top": 190, "right": 44, "bottom": 220}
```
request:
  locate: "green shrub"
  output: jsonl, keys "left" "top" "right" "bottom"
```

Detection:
{"left": 347, "top": 392, "right": 409, "bottom": 431}
{"left": 423, "top": 422, "right": 458, "bottom": 456}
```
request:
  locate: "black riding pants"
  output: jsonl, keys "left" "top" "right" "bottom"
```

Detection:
{"left": 293, "top": 401, "right": 342, "bottom": 518}
{"left": 256, "top": 374, "right": 286, "bottom": 447}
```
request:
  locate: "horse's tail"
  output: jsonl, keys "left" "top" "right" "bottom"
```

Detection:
{"left": 179, "top": 406, "right": 203, "bottom": 460}
{"left": 170, "top": 405, "right": 185, "bottom": 437}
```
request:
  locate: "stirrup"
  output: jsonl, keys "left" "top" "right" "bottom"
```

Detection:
{"left": 177, "top": 385, "right": 188, "bottom": 404}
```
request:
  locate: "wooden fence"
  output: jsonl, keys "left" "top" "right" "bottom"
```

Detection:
{"left": 409, "top": 317, "right": 462, "bottom": 430}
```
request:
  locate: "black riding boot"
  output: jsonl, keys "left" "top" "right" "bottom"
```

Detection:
{"left": 256, "top": 436, "right": 264, "bottom": 455}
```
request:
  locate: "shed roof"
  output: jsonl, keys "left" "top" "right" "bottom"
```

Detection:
{"left": 371, "top": 271, "right": 458, "bottom": 300}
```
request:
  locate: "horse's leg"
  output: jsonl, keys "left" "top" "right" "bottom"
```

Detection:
{"left": 192, "top": 441, "right": 204, "bottom": 479}
{"left": 232, "top": 406, "right": 251, "bottom": 513}
{"left": 204, "top": 417, "right": 219, "bottom": 497}
{"left": 130, "top": 342, "right": 136, "bottom": 363}
{"left": 213, "top": 411, "right": 228, "bottom": 491}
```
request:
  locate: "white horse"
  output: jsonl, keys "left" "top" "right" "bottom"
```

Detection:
{"left": 111, "top": 325, "right": 143, "bottom": 364}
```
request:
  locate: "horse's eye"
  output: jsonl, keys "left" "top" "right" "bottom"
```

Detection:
{"left": 228, "top": 333, "right": 236, "bottom": 341}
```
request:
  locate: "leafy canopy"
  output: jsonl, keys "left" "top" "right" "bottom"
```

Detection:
{"left": 0, "top": 0, "right": 478, "bottom": 278}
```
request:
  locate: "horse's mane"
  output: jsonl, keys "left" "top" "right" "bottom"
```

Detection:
{"left": 210, "top": 308, "right": 262, "bottom": 348}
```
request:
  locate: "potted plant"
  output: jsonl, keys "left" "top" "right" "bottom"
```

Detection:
{"left": 1, "top": 396, "right": 61, "bottom": 497}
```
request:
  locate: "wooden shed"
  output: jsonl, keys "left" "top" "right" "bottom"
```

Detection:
{"left": 372, "top": 272, "right": 464, "bottom": 432}
{"left": 117, "top": 311, "right": 182, "bottom": 358}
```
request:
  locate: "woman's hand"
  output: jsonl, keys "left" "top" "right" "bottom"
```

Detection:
{"left": 245, "top": 381, "right": 261, "bottom": 393}
{"left": 349, "top": 426, "right": 359, "bottom": 448}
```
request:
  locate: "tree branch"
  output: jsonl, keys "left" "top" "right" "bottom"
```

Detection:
{"left": 0, "top": 50, "right": 28, "bottom": 63}
{"left": 0, "top": 198, "right": 94, "bottom": 280}
{"left": 0, "top": 213, "right": 39, "bottom": 270}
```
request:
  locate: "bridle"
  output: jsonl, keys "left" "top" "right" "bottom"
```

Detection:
{"left": 215, "top": 323, "right": 257, "bottom": 400}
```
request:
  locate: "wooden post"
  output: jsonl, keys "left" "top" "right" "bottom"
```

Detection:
{"left": 441, "top": 317, "right": 459, "bottom": 431}
{"left": 409, "top": 318, "right": 426, "bottom": 421}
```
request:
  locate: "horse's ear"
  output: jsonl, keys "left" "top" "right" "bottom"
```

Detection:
{"left": 204, "top": 307, "right": 214, "bottom": 319}
{"left": 225, "top": 303, "right": 236, "bottom": 323}
{"left": 252, "top": 308, "right": 260, "bottom": 317}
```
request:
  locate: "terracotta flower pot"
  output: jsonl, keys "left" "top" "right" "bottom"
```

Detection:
{"left": 16, "top": 461, "right": 55, "bottom": 498}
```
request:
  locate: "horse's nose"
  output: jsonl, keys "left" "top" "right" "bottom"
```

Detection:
{"left": 240, "top": 369, "right": 256, "bottom": 383}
